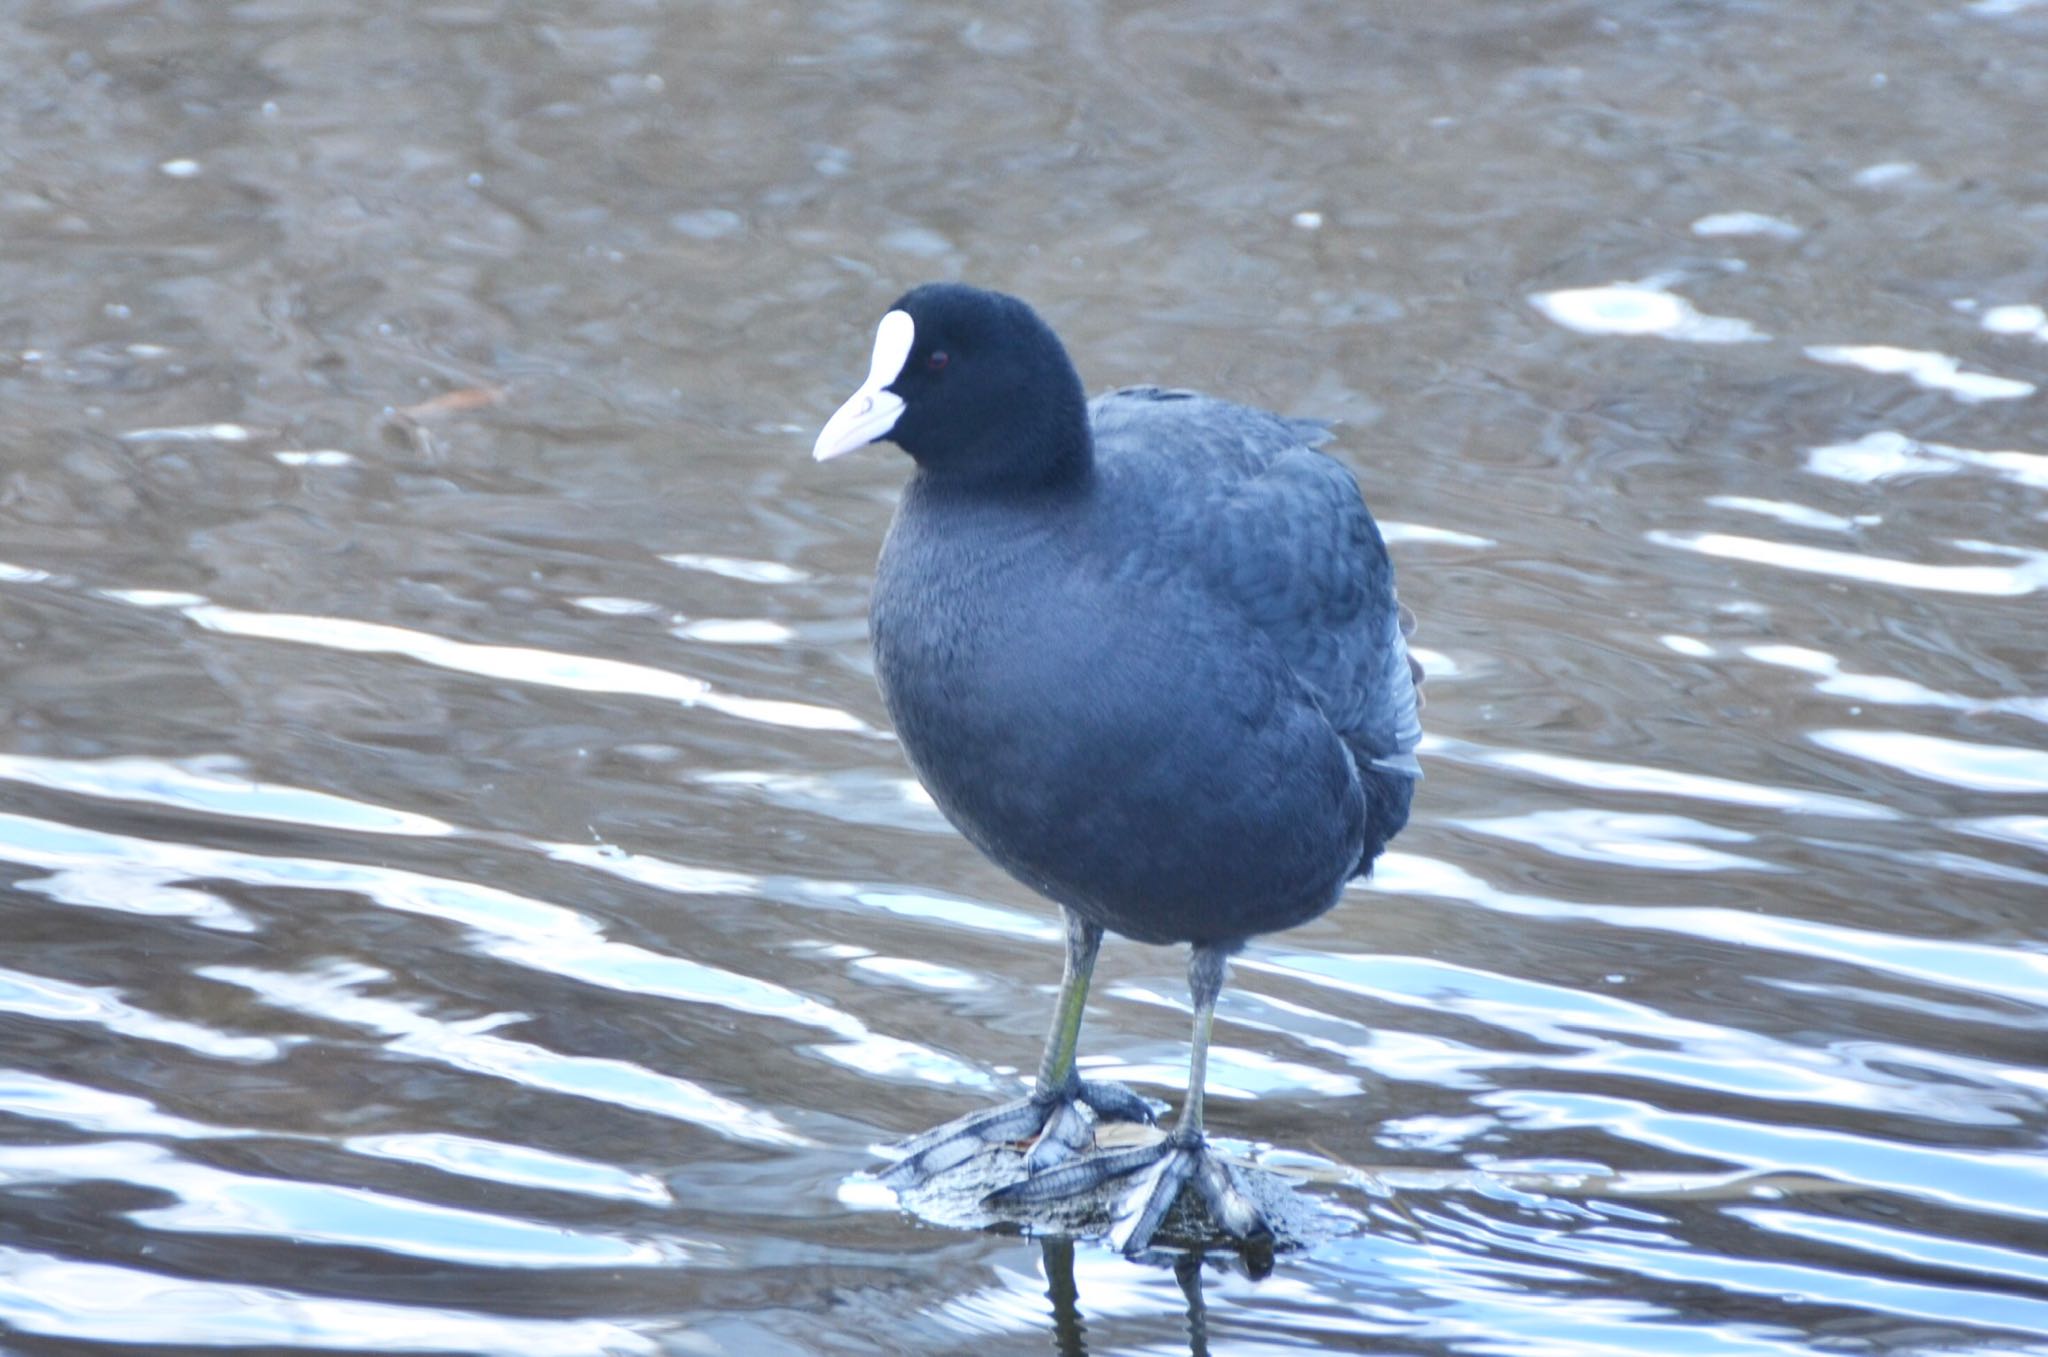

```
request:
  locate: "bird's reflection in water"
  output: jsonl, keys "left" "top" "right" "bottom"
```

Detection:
{"left": 1038, "top": 1235, "right": 1276, "bottom": 1357}
{"left": 881, "top": 1132, "right": 1319, "bottom": 1354}
{"left": 1041, "top": 1237, "right": 1089, "bottom": 1357}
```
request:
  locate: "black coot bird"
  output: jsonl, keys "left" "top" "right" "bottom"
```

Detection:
{"left": 814, "top": 284, "right": 1421, "bottom": 1255}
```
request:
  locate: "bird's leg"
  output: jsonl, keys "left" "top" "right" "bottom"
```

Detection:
{"left": 1036, "top": 911, "right": 1101, "bottom": 1089}
{"left": 1106, "top": 942, "right": 1268, "bottom": 1253}
{"left": 989, "top": 940, "right": 1271, "bottom": 1255}
{"left": 880, "top": 912, "right": 1152, "bottom": 1189}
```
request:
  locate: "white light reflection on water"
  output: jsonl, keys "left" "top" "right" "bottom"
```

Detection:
{"left": 346, "top": 1132, "right": 676, "bottom": 1205}
{"left": 694, "top": 768, "right": 944, "bottom": 832}
{"left": 1805, "top": 430, "right": 2048, "bottom": 491}
{"left": 1414, "top": 1188, "right": 2048, "bottom": 1349}
{"left": 1690, "top": 211, "right": 1803, "bottom": 239}
{"left": 1748, "top": 644, "right": 2048, "bottom": 724}
{"left": 1956, "top": 815, "right": 2048, "bottom": 854}
{"left": 670, "top": 616, "right": 797, "bottom": 644}
{"left": 202, "top": 961, "right": 812, "bottom": 1148}
{"left": 1450, "top": 809, "right": 1778, "bottom": 873}
{"left": 18, "top": 794, "right": 990, "bottom": 1100}
{"left": 1437, "top": 737, "right": 1897, "bottom": 819}
{"left": 1482, "top": 1089, "right": 2048, "bottom": 1227}
{"left": 17, "top": 1141, "right": 688, "bottom": 1269}
{"left": 841, "top": 951, "right": 985, "bottom": 992}
{"left": 0, "top": 752, "right": 455, "bottom": 837}
{"left": 1979, "top": 302, "right": 2048, "bottom": 339}
{"left": 0, "top": 1247, "right": 657, "bottom": 1354}
{"left": 806, "top": 881, "right": 1060, "bottom": 941}
{"left": 1381, "top": 521, "right": 1499, "bottom": 549}
{"left": 659, "top": 551, "right": 811, "bottom": 584}
{"left": 572, "top": 594, "right": 665, "bottom": 616}
{"left": 1376, "top": 852, "right": 2048, "bottom": 1007}
{"left": 1531, "top": 280, "right": 1768, "bottom": 344}
{"left": 0, "top": 1070, "right": 235, "bottom": 1139}
{"left": 0, "top": 811, "right": 256, "bottom": 931}
{"left": 0, "top": 796, "right": 989, "bottom": 1131}
{"left": 1648, "top": 530, "right": 2048, "bottom": 596}
{"left": 1803, "top": 344, "right": 2035, "bottom": 401}
{"left": 0, "top": 560, "right": 57, "bottom": 584}
{"left": 1810, "top": 729, "right": 2048, "bottom": 794}
{"left": 115, "top": 422, "right": 252, "bottom": 442}
{"left": 1735, "top": 1207, "right": 2048, "bottom": 1291}
{"left": 0, "top": 966, "right": 280, "bottom": 1061}
{"left": 183, "top": 602, "right": 870, "bottom": 734}
{"left": 1247, "top": 951, "right": 1974, "bottom": 1117}
{"left": 0, "top": 1140, "right": 685, "bottom": 1269}
{"left": 1705, "top": 496, "right": 1873, "bottom": 533}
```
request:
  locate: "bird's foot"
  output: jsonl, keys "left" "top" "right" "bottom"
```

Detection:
{"left": 878, "top": 1076, "right": 1155, "bottom": 1189}
{"left": 986, "top": 1128, "right": 1269, "bottom": 1256}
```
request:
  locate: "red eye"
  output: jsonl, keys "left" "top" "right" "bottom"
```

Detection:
{"left": 926, "top": 351, "right": 949, "bottom": 372}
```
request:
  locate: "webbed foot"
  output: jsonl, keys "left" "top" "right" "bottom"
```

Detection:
{"left": 984, "top": 1128, "right": 1270, "bottom": 1256}
{"left": 879, "top": 1075, "right": 1155, "bottom": 1189}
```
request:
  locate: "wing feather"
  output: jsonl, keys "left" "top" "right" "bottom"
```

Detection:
{"left": 1089, "top": 387, "right": 1423, "bottom": 779}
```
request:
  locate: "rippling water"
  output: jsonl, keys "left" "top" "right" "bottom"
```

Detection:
{"left": 3, "top": 1, "right": 2045, "bottom": 1353}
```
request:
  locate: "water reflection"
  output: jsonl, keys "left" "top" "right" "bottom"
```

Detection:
{"left": 1532, "top": 279, "right": 1768, "bottom": 344}
{"left": 1802, "top": 344, "right": 2035, "bottom": 403}
{"left": 939, "top": 1157, "right": 2048, "bottom": 1356}
{"left": 0, "top": 1249, "right": 657, "bottom": 1355}
{"left": 1037, "top": 1237, "right": 1248, "bottom": 1357}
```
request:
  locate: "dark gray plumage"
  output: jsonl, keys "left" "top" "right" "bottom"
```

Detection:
{"left": 813, "top": 283, "right": 1422, "bottom": 1255}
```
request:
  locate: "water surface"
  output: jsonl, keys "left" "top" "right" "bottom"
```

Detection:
{"left": 2, "top": 1, "right": 2045, "bottom": 1353}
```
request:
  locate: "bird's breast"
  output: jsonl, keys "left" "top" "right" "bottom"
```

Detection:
{"left": 869, "top": 506, "right": 1366, "bottom": 942}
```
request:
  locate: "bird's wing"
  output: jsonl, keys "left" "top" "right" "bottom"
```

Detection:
{"left": 1091, "top": 386, "right": 1423, "bottom": 779}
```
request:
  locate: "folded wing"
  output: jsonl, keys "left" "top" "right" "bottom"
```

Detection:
{"left": 1090, "top": 386, "right": 1424, "bottom": 782}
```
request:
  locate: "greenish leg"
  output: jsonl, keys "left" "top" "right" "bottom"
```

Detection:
{"left": 1035, "top": 911, "right": 1103, "bottom": 1094}
{"left": 885, "top": 910, "right": 1146, "bottom": 1190}
{"left": 993, "top": 940, "right": 1269, "bottom": 1254}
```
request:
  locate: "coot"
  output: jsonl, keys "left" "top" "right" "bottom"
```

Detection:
{"left": 814, "top": 284, "right": 1422, "bottom": 1255}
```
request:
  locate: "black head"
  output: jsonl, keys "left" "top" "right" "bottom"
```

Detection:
{"left": 812, "top": 283, "right": 1092, "bottom": 489}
